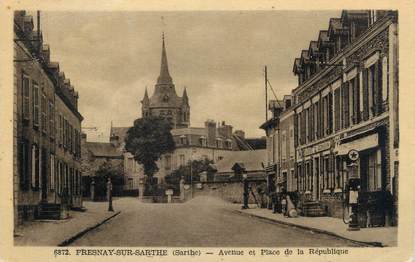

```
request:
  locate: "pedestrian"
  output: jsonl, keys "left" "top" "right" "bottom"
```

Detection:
{"left": 281, "top": 195, "right": 287, "bottom": 217}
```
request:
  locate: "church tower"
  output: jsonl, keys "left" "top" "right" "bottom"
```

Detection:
{"left": 141, "top": 34, "right": 190, "bottom": 128}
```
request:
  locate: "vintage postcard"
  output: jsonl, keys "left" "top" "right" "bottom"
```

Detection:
{"left": 0, "top": 1, "right": 414, "bottom": 261}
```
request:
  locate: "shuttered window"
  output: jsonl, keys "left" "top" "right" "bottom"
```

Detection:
{"left": 334, "top": 88, "right": 341, "bottom": 131}
{"left": 32, "top": 82, "right": 39, "bottom": 127}
{"left": 41, "top": 94, "right": 47, "bottom": 134}
{"left": 22, "top": 75, "right": 30, "bottom": 120}
{"left": 342, "top": 82, "right": 350, "bottom": 128}
{"left": 328, "top": 93, "right": 333, "bottom": 134}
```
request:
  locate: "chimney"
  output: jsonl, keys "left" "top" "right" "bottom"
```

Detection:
{"left": 205, "top": 120, "right": 216, "bottom": 147}
{"left": 218, "top": 123, "right": 233, "bottom": 139}
{"left": 234, "top": 130, "right": 245, "bottom": 140}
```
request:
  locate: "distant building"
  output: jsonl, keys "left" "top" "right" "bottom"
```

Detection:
{"left": 260, "top": 96, "right": 294, "bottom": 206}
{"left": 14, "top": 11, "right": 83, "bottom": 225}
{"left": 80, "top": 133, "right": 124, "bottom": 198}
{"left": 110, "top": 35, "right": 265, "bottom": 190}
{"left": 110, "top": 120, "right": 263, "bottom": 187}
{"left": 212, "top": 149, "right": 267, "bottom": 182}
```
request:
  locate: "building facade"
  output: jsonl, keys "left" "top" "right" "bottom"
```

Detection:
{"left": 261, "top": 96, "right": 295, "bottom": 205}
{"left": 291, "top": 10, "right": 398, "bottom": 225}
{"left": 111, "top": 120, "right": 261, "bottom": 187}
{"left": 14, "top": 11, "right": 83, "bottom": 226}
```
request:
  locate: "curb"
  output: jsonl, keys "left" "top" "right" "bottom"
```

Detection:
{"left": 233, "top": 210, "right": 384, "bottom": 247}
{"left": 58, "top": 211, "right": 121, "bottom": 246}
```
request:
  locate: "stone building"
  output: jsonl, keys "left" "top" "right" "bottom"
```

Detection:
{"left": 290, "top": 10, "right": 398, "bottom": 225}
{"left": 80, "top": 133, "right": 124, "bottom": 199}
{"left": 14, "top": 11, "right": 83, "bottom": 225}
{"left": 110, "top": 120, "right": 261, "bottom": 189}
{"left": 260, "top": 96, "right": 295, "bottom": 206}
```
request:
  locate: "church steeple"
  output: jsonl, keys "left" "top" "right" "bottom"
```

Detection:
{"left": 157, "top": 33, "right": 173, "bottom": 85}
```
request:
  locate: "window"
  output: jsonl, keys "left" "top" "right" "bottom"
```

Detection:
{"left": 309, "top": 105, "right": 314, "bottom": 142}
{"left": 290, "top": 169, "right": 296, "bottom": 191}
{"left": 41, "top": 94, "right": 47, "bottom": 134}
{"left": 289, "top": 127, "right": 294, "bottom": 159}
{"left": 327, "top": 92, "right": 333, "bottom": 134}
{"left": 216, "top": 138, "right": 222, "bottom": 148}
{"left": 49, "top": 101, "right": 54, "bottom": 139}
{"left": 180, "top": 136, "right": 187, "bottom": 145}
{"left": 22, "top": 75, "right": 30, "bottom": 120}
{"left": 179, "top": 154, "right": 185, "bottom": 166}
{"left": 281, "top": 131, "right": 286, "bottom": 161}
{"left": 367, "top": 150, "right": 382, "bottom": 191}
{"left": 342, "top": 82, "right": 350, "bottom": 128}
{"left": 199, "top": 137, "right": 207, "bottom": 147}
{"left": 165, "top": 155, "right": 172, "bottom": 170}
{"left": 351, "top": 75, "right": 360, "bottom": 124}
{"left": 32, "top": 82, "right": 40, "bottom": 127}
{"left": 50, "top": 154, "right": 55, "bottom": 190}
{"left": 334, "top": 88, "right": 341, "bottom": 131}
{"left": 294, "top": 114, "right": 299, "bottom": 147}
{"left": 322, "top": 96, "right": 328, "bottom": 135}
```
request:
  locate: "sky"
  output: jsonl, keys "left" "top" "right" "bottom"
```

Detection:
{"left": 40, "top": 10, "right": 340, "bottom": 142}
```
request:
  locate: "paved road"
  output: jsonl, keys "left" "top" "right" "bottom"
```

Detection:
{"left": 71, "top": 197, "right": 362, "bottom": 247}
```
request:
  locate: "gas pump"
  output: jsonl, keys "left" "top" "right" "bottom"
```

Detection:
{"left": 342, "top": 149, "right": 360, "bottom": 231}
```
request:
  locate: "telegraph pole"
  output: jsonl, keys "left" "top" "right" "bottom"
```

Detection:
{"left": 265, "top": 66, "right": 268, "bottom": 121}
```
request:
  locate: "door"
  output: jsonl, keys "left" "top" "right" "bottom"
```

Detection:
{"left": 41, "top": 148, "right": 48, "bottom": 202}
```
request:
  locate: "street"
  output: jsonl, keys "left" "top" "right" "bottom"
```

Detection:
{"left": 71, "top": 197, "right": 362, "bottom": 247}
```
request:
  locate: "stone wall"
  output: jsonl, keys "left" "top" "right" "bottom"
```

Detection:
{"left": 191, "top": 181, "right": 264, "bottom": 204}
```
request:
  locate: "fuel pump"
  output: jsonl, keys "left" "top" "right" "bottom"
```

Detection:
{"left": 342, "top": 149, "right": 360, "bottom": 231}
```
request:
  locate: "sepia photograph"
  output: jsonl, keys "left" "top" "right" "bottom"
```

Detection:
{"left": 2, "top": 4, "right": 411, "bottom": 259}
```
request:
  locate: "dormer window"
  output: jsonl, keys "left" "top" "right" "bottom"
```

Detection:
{"left": 199, "top": 136, "right": 207, "bottom": 147}
{"left": 180, "top": 135, "right": 187, "bottom": 145}
{"left": 216, "top": 138, "right": 223, "bottom": 148}
{"left": 225, "top": 139, "right": 232, "bottom": 149}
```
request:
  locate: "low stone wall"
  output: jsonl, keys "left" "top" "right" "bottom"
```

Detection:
{"left": 191, "top": 181, "right": 264, "bottom": 204}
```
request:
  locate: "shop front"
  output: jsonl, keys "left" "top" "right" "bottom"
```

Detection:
{"left": 334, "top": 126, "right": 393, "bottom": 227}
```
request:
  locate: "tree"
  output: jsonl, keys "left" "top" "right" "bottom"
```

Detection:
{"left": 165, "top": 158, "right": 214, "bottom": 185}
{"left": 94, "top": 161, "right": 124, "bottom": 200}
{"left": 124, "top": 116, "right": 175, "bottom": 195}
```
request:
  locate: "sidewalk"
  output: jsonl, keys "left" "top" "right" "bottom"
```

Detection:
{"left": 234, "top": 205, "right": 397, "bottom": 247}
{"left": 14, "top": 200, "right": 121, "bottom": 246}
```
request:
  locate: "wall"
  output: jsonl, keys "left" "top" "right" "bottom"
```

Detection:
{"left": 191, "top": 181, "right": 265, "bottom": 204}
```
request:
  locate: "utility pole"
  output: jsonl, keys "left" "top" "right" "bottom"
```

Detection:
{"left": 265, "top": 66, "right": 268, "bottom": 121}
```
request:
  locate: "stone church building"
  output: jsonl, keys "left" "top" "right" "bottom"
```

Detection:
{"left": 141, "top": 34, "right": 190, "bottom": 129}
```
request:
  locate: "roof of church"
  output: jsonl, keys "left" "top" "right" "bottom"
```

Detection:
{"left": 85, "top": 142, "right": 122, "bottom": 158}
{"left": 213, "top": 150, "right": 267, "bottom": 174}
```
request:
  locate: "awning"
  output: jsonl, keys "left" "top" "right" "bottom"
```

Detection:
{"left": 335, "top": 133, "right": 379, "bottom": 155}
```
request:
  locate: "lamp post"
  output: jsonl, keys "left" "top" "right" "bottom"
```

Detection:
{"left": 107, "top": 177, "right": 114, "bottom": 212}
{"left": 242, "top": 172, "right": 249, "bottom": 209}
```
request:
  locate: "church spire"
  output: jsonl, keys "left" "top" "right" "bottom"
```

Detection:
{"left": 157, "top": 33, "right": 173, "bottom": 85}
{"left": 142, "top": 86, "right": 149, "bottom": 104}
{"left": 182, "top": 86, "right": 189, "bottom": 105}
